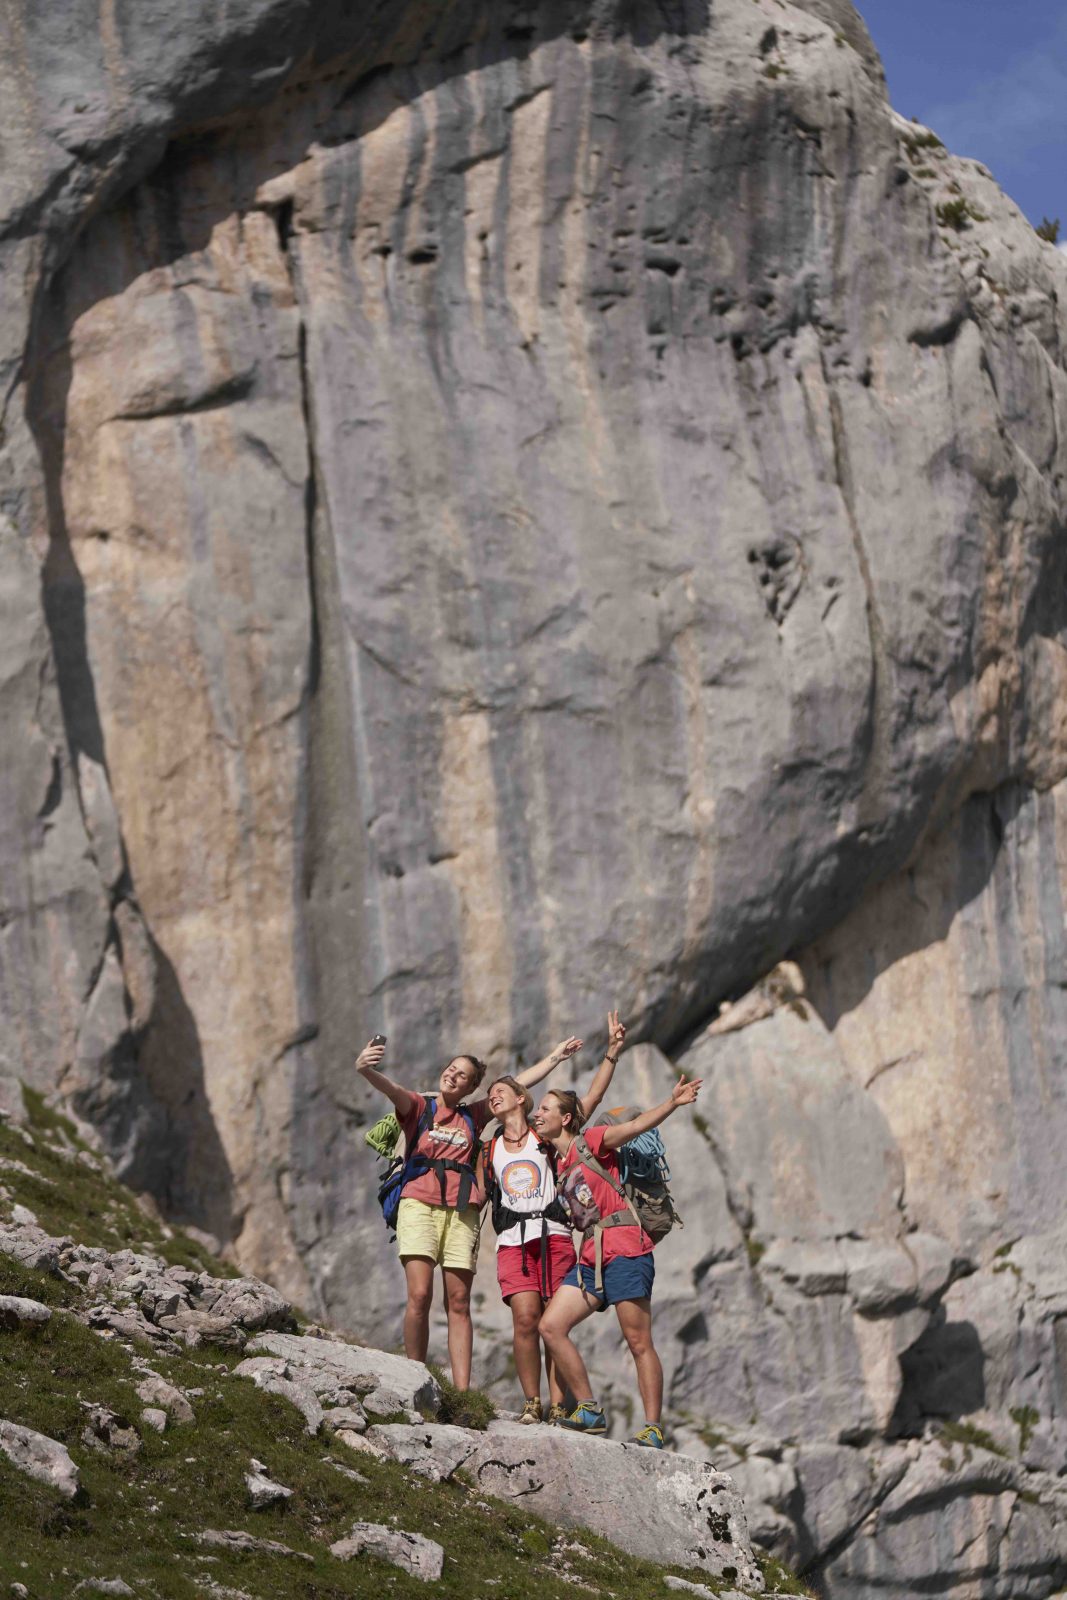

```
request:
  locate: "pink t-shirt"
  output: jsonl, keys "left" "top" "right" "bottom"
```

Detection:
{"left": 556, "top": 1125, "right": 654, "bottom": 1267}
{"left": 399, "top": 1093, "right": 492, "bottom": 1209}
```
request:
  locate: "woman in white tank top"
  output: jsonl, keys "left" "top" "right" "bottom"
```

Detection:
{"left": 483, "top": 1012, "right": 626, "bottom": 1424}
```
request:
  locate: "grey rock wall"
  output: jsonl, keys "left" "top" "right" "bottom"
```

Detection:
{"left": 3, "top": 2, "right": 1067, "bottom": 1592}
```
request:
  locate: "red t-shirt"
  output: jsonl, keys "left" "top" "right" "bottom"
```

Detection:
{"left": 399, "top": 1093, "right": 492, "bottom": 1209}
{"left": 556, "top": 1125, "right": 654, "bottom": 1267}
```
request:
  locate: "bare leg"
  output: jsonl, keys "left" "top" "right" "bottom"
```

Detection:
{"left": 545, "top": 1347, "right": 567, "bottom": 1409}
{"left": 442, "top": 1266, "right": 475, "bottom": 1390}
{"left": 402, "top": 1256, "right": 435, "bottom": 1364}
{"left": 538, "top": 1285, "right": 600, "bottom": 1403}
{"left": 509, "top": 1291, "right": 544, "bottom": 1400}
{"left": 615, "top": 1297, "right": 662, "bottom": 1424}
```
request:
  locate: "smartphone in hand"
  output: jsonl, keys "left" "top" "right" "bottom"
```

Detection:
{"left": 370, "top": 1034, "right": 387, "bottom": 1048}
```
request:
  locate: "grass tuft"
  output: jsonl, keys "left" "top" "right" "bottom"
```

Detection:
{"left": 1010, "top": 1404, "right": 1039, "bottom": 1454}
{"left": 939, "top": 1419, "right": 1004, "bottom": 1458}
{"left": 428, "top": 1365, "right": 497, "bottom": 1430}
{"left": 936, "top": 197, "right": 988, "bottom": 232}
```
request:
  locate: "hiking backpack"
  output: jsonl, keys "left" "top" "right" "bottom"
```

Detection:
{"left": 566, "top": 1107, "right": 682, "bottom": 1292}
{"left": 367, "top": 1097, "right": 480, "bottom": 1235}
{"left": 584, "top": 1105, "right": 682, "bottom": 1245}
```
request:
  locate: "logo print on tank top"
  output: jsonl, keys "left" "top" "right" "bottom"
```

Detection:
{"left": 500, "top": 1159, "right": 542, "bottom": 1201}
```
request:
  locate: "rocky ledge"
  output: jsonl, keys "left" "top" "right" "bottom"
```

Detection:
{"left": 0, "top": 1104, "right": 769, "bottom": 1599}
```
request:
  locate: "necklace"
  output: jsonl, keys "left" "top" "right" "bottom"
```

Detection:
{"left": 501, "top": 1125, "right": 529, "bottom": 1148}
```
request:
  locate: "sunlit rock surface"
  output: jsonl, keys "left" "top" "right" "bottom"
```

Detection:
{"left": 3, "top": 2, "right": 1067, "bottom": 1591}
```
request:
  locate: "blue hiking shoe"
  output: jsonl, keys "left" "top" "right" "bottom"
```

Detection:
{"left": 632, "top": 1423, "right": 665, "bottom": 1448}
{"left": 556, "top": 1402, "right": 608, "bottom": 1435}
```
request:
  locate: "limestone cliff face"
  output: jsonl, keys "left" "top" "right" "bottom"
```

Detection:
{"left": 3, "top": 2, "right": 1067, "bottom": 1592}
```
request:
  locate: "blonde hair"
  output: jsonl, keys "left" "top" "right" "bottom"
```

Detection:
{"left": 490, "top": 1075, "right": 533, "bottom": 1116}
{"left": 546, "top": 1088, "right": 585, "bottom": 1132}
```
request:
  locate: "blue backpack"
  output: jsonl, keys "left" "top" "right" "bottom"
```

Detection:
{"left": 376, "top": 1097, "right": 481, "bottom": 1235}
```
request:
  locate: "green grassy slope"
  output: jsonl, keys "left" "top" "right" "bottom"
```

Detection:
{"left": 0, "top": 1099, "right": 812, "bottom": 1600}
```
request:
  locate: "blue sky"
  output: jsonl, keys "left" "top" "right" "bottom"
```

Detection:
{"left": 859, "top": 0, "right": 1065, "bottom": 230}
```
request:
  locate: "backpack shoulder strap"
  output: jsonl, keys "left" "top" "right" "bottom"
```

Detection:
{"left": 484, "top": 1134, "right": 499, "bottom": 1190}
{"left": 404, "top": 1095, "right": 437, "bottom": 1156}
{"left": 574, "top": 1133, "right": 624, "bottom": 1196}
{"left": 574, "top": 1133, "right": 645, "bottom": 1234}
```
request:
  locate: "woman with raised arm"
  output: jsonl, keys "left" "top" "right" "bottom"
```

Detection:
{"left": 534, "top": 1073, "right": 704, "bottom": 1447}
{"left": 484, "top": 1011, "right": 627, "bottom": 1424}
{"left": 354, "top": 1034, "right": 582, "bottom": 1390}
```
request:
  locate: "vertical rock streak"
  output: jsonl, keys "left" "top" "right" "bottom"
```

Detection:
{"left": 4, "top": 6, "right": 1067, "bottom": 1589}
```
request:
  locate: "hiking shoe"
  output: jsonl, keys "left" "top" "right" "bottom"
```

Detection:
{"left": 547, "top": 1404, "right": 569, "bottom": 1424}
{"left": 556, "top": 1402, "right": 607, "bottom": 1435}
{"left": 519, "top": 1397, "right": 543, "bottom": 1425}
{"left": 632, "top": 1423, "right": 664, "bottom": 1449}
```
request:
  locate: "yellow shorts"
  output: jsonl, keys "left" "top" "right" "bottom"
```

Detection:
{"left": 396, "top": 1198, "right": 480, "bottom": 1270}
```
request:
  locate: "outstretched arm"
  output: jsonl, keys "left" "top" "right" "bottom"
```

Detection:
{"left": 354, "top": 1041, "right": 416, "bottom": 1120}
{"left": 579, "top": 1010, "right": 626, "bottom": 1120}
{"left": 514, "top": 1035, "right": 583, "bottom": 1090}
{"left": 598, "top": 1075, "right": 704, "bottom": 1151}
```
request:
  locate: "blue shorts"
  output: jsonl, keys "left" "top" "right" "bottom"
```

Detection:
{"left": 563, "top": 1253, "right": 655, "bottom": 1308}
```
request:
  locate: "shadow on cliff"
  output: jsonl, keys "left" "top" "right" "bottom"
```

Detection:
{"left": 25, "top": 297, "right": 236, "bottom": 1246}
{"left": 17, "top": 0, "right": 713, "bottom": 1265}
{"left": 34, "top": 0, "right": 710, "bottom": 305}
{"left": 798, "top": 783, "right": 1032, "bottom": 1032}
{"left": 889, "top": 1309, "right": 987, "bottom": 1436}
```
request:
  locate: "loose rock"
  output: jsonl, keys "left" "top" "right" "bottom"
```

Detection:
{"left": 247, "top": 1333, "right": 439, "bottom": 1417}
{"left": 134, "top": 1373, "right": 194, "bottom": 1424}
{"left": 0, "top": 1420, "right": 80, "bottom": 1498}
{"left": 330, "top": 1524, "right": 444, "bottom": 1581}
{"left": 245, "top": 1468, "right": 293, "bottom": 1509}
{"left": 0, "top": 1296, "right": 52, "bottom": 1331}
{"left": 196, "top": 1530, "right": 311, "bottom": 1561}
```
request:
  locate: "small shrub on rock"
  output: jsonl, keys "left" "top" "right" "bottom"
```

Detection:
{"left": 428, "top": 1366, "right": 496, "bottom": 1430}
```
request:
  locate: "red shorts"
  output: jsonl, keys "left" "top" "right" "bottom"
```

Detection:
{"left": 496, "top": 1234, "right": 576, "bottom": 1302}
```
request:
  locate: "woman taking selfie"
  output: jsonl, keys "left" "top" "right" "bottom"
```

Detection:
{"left": 354, "top": 1033, "right": 581, "bottom": 1389}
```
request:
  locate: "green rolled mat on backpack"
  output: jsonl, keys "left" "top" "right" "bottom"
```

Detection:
{"left": 365, "top": 1110, "right": 401, "bottom": 1158}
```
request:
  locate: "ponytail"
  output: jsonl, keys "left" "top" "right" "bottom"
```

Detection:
{"left": 549, "top": 1088, "right": 585, "bottom": 1133}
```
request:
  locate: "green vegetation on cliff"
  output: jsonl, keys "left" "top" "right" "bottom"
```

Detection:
{"left": 0, "top": 1099, "right": 812, "bottom": 1600}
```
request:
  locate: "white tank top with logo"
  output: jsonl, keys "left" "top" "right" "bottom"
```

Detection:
{"left": 491, "top": 1130, "right": 571, "bottom": 1250}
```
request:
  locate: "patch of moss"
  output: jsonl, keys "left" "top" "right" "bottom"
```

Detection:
{"left": 745, "top": 1237, "right": 766, "bottom": 1267}
{"left": 1010, "top": 1404, "right": 1039, "bottom": 1454}
{"left": 763, "top": 62, "right": 785, "bottom": 79}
